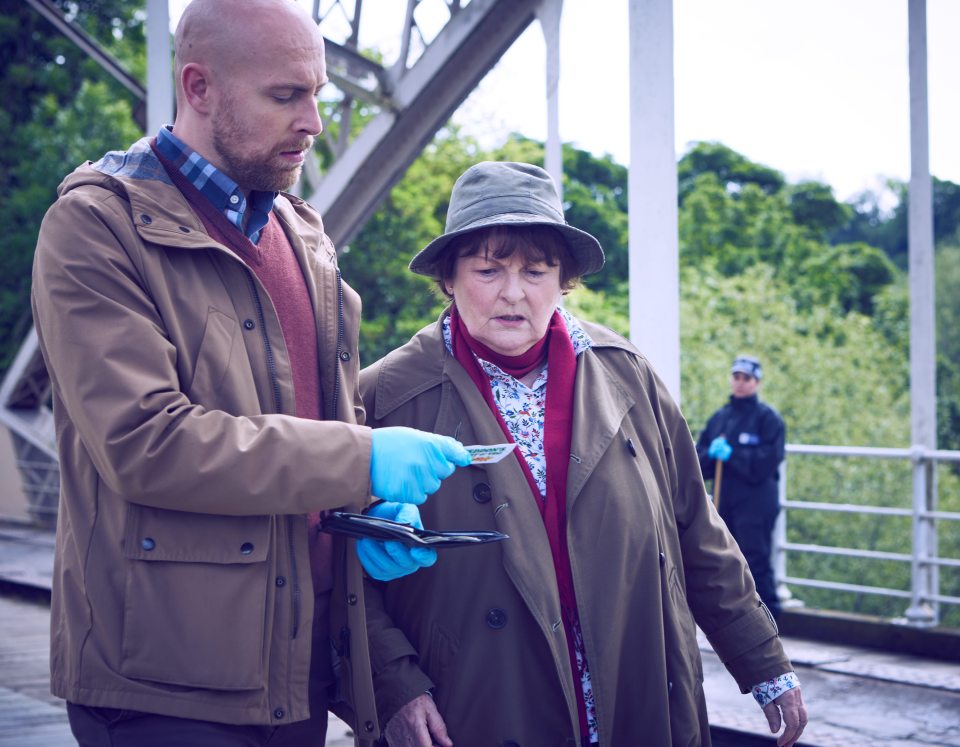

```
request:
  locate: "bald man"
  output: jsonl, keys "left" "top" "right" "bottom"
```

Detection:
{"left": 31, "top": 1, "right": 469, "bottom": 745}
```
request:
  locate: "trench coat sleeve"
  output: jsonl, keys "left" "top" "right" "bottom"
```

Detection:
{"left": 356, "top": 362, "right": 436, "bottom": 725}
{"left": 32, "top": 185, "right": 373, "bottom": 516}
{"left": 649, "top": 369, "right": 791, "bottom": 691}
{"left": 361, "top": 577, "right": 436, "bottom": 726}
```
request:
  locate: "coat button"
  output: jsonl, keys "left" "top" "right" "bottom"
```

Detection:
{"left": 659, "top": 551, "right": 666, "bottom": 567}
{"left": 473, "top": 482, "right": 492, "bottom": 503}
{"left": 627, "top": 437, "right": 638, "bottom": 457}
{"left": 273, "top": 708, "right": 285, "bottom": 719}
{"left": 485, "top": 608, "right": 507, "bottom": 629}
{"left": 339, "top": 350, "right": 351, "bottom": 361}
{"left": 178, "top": 225, "right": 190, "bottom": 233}
{"left": 348, "top": 593, "right": 358, "bottom": 605}
{"left": 140, "top": 537, "right": 155, "bottom": 551}
{"left": 240, "top": 542, "right": 254, "bottom": 555}
{"left": 139, "top": 214, "right": 152, "bottom": 225}
{"left": 275, "top": 576, "right": 286, "bottom": 587}
{"left": 364, "top": 720, "right": 375, "bottom": 733}
{"left": 243, "top": 319, "right": 255, "bottom": 330}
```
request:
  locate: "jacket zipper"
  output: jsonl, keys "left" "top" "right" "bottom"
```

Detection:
{"left": 241, "top": 268, "right": 300, "bottom": 637}
{"left": 331, "top": 269, "right": 344, "bottom": 416}
{"left": 288, "top": 514, "right": 301, "bottom": 639}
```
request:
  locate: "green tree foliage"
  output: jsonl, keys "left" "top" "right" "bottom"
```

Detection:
{"left": 1, "top": 0, "right": 144, "bottom": 369}
{"left": 677, "top": 141, "right": 784, "bottom": 203}
{"left": 786, "top": 180, "right": 853, "bottom": 238}
{"left": 837, "top": 176, "right": 960, "bottom": 267}
{"left": 338, "top": 127, "right": 481, "bottom": 364}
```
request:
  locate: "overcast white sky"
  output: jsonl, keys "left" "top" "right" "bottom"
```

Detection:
{"left": 169, "top": 0, "right": 960, "bottom": 203}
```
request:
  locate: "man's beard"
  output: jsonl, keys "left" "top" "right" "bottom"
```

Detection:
{"left": 212, "top": 109, "right": 310, "bottom": 192}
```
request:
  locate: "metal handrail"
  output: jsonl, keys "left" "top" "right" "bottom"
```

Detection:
{"left": 775, "top": 443, "right": 960, "bottom": 627}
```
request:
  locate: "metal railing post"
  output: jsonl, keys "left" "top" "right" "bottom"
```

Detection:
{"left": 904, "top": 447, "right": 936, "bottom": 626}
{"left": 774, "top": 460, "right": 792, "bottom": 607}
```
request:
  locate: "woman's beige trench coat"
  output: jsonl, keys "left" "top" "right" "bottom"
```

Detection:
{"left": 358, "top": 316, "right": 790, "bottom": 747}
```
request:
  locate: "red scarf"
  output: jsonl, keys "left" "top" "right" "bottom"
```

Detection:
{"left": 450, "top": 306, "right": 589, "bottom": 737}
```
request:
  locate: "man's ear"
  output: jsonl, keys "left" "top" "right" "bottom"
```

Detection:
{"left": 180, "top": 63, "right": 213, "bottom": 114}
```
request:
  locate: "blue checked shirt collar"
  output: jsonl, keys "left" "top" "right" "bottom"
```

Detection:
{"left": 156, "top": 127, "right": 276, "bottom": 243}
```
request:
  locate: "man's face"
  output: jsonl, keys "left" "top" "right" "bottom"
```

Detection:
{"left": 209, "top": 29, "right": 326, "bottom": 192}
{"left": 730, "top": 371, "right": 759, "bottom": 398}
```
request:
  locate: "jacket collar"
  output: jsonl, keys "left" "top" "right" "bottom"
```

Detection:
{"left": 61, "top": 138, "right": 322, "bottom": 257}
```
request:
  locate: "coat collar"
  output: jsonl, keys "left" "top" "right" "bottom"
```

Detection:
{"left": 372, "top": 315, "right": 641, "bottom": 512}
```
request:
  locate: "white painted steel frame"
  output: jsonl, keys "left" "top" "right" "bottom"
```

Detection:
{"left": 628, "top": 0, "right": 680, "bottom": 401}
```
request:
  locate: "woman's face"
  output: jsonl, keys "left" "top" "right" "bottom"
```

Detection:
{"left": 448, "top": 248, "right": 564, "bottom": 357}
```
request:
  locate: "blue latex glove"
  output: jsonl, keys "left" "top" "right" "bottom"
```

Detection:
{"left": 708, "top": 435, "right": 732, "bottom": 462}
{"left": 356, "top": 502, "right": 437, "bottom": 581}
{"left": 370, "top": 427, "right": 471, "bottom": 505}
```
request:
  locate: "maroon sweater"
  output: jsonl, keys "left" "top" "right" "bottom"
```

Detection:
{"left": 153, "top": 144, "right": 333, "bottom": 597}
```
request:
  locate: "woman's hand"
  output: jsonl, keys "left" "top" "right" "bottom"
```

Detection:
{"left": 762, "top": 686, "right": 808, "bottom": 746}
{"left": 384, "top": 693, "right": 452, "bottom": 747}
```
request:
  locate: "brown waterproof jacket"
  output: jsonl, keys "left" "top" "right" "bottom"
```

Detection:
{"left": 31, "top": 138, "right": 379, "bottom": 737}
{"left": 359, "top": 316, "right": 790, "bottom": 747}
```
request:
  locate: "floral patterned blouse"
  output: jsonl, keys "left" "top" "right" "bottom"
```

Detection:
{"left": 443, "top": 308, "right": 799, "bottom": 743}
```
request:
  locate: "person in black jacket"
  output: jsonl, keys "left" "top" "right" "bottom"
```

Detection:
{"left": 696, "top": 355, "right": 786, "bottom": 618}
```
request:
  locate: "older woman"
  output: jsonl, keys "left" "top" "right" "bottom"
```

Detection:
{"left": 358, "top": 162, "right": 807, "bottom": 746}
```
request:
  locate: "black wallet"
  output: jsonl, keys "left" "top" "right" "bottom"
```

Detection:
{"left": 320, "top": 511, "right": 508, "bottom": 549}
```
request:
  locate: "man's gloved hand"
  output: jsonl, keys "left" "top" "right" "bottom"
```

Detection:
{"left": 370, "top": 427, "right": 471, "bottom": 505}
{"left": 708, "top": 435, "right": 733, "bottom": 462}
{"left": 356, "top": 502, "right": 437, "bottom": 581}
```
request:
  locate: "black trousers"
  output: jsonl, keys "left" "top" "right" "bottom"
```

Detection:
{"left": 68, "top": 597, "right": 335, "bottom": 747}
{"left": 721, "top": 499, "right": 782, "bottom": 618}
{"left": 67, "top": 702, "right": 330, "bottom": 747}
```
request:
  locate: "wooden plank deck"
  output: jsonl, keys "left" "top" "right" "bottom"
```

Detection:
{"left": 0, "top": 592, "right": 73, "bottom": 746}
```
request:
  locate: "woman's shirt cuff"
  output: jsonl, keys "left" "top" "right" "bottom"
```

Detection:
{"left": 751, "top": 672, "right": 801, "bottom": 706}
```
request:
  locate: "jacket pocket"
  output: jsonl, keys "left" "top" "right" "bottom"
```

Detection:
{"left": 119, "top": 504, "right": 272, "bottom": 690}
{"left": 186, "top": 308, "right": 238, "bottom": 401}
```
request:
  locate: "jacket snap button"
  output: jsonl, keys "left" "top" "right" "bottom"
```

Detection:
{"left": 275, "top": 576, "right": 286, "bottom": 587}
{"left": 659, "top": 551, "right": 666, "bottom": 567}
{"left": 140, "top": 537, "right": 155, "bottom": 551}
{"left": 339, "top": 350, "right": 351, "bottom": 361}
{"left": 348, "top": 593, "right": 358, "bottom": 605}
{"left": 273, "top": 708, "right": 285, "bottom": 719}
{"left": 485, "top": 607, "right": 507, "bottom": 629}
{"left": 243, "top": 319, "right": 255, "bottom": 330}
{"left": 139, "top": 214, "right": 152, "bottom": 225}
{"left": 473, "top": 482, "right": 492, "bottom": 504}
{"left": 364, "top": 720, "right": 375, "bottom": 732}
{"left": 240, "top": 542, "right": 254, "bottom": 555}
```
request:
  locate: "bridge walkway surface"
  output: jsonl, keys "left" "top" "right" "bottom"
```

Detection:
{"left": 1, "top": 522, "right": 958, "bottom": 746}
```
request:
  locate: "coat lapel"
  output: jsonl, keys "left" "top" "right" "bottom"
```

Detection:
{"left": 566, "top": 350, "right": 636, "bottom": 512}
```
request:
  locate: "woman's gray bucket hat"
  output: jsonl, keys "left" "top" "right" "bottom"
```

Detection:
{"left": 408, "top": 161, "right": 605, "bottom": 279}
